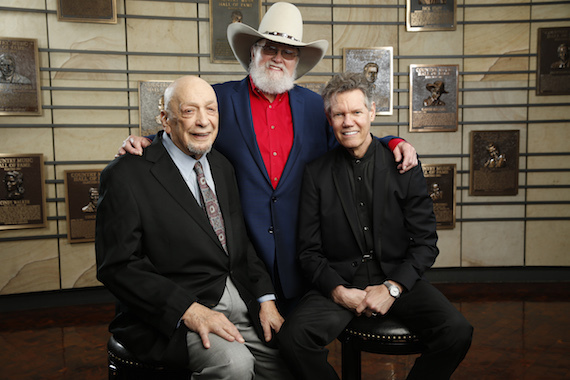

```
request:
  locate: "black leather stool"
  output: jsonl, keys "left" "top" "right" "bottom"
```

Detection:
{"left": 107, "top": 335, "right": 191, "bottom": 380}
{"left": 338, "top": 314, "right": 425, "bottom": 380}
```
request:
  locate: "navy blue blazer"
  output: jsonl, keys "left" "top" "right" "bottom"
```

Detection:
{"left": 212, "top": 77, "right": 337, "bottom": 299}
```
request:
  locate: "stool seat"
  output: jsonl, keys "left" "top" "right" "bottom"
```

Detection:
{"left": 107, "top": 335, "right": 191, "bottom": 380}
{"left": 338, "top": 314, "right": 425, "bottom": 380}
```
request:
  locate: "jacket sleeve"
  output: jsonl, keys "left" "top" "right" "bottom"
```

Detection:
{"left": 385, "top": 162, "right": 439, "bottom": 291}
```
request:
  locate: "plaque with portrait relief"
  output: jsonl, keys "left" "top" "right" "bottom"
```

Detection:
{"left": 470, "top": 130, "right": 520, "bottom": 196}
{"left": 0, "top": 154, "right": 47, "bottom": 231}
{"left": 0, "top": 37, "right": 41, "bottom": 116}
{"left": 344, "top": 47, "right": 393, "bottom": 115}
{"left": 64, "top": 170, "right": 102, "bottom": 243}
{"left": 406, "top": 0, "right": 456, "bottom": 32}
{"left": 57, "top": 0, "right": 117, "bottom": 24}
{"left": 423, "top": 164, "right": 456, "bottom": 229}
{"left": 210, "top": 0, "right": 261, "bottom": 63}
{"left": 409, "top": 64, "right": 458, "bottom": 133}
{"left": 537, "top": 27, "right": 570, "bottom": 96}
{"left": 138, "top": 80, "right": 173, "bottom": 137}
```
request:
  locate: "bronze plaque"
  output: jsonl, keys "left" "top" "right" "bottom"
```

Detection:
{"left": 210, "top": 0, "right": 261, "bottom": 63}
{"left": 57, "top": 0, "right": 117, "bottom": 24}
{"left": 138, "top": 80, "right": 172, "bottom": 137}
{"left": 0, "top": 154, "right": 47, "bottom": 230}
{"left": 537, "top": 27, "right": 570, "bottom": 96}
{"left": 64, "top": 170, "right": 102, "bottom": 243}
{"left": 406, "top": 0, "right": 456, "bottom": 32}
{"left": 470, "top": 130, "right": 520, "bottom": 196}
{"left": 0, "top": 37, "right": 41, "bottom": 116}
{"left": 409, "top": 64, "right": 458, "bottom": 133}
{"left": 344, "top": 47, "right": 393, "bottom": 115}
{"left": 423, "top": 164, "right": 456, "bottom": 229}
{"left": 295, "top": 81, "right": 326, "bottom": 96}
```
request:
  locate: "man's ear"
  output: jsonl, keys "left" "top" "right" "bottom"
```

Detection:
{"left": 369, "top": 102, "right": 376, "bottom": 122}
{"left": 160, "top": 110, "right": 171, "bottom": 133}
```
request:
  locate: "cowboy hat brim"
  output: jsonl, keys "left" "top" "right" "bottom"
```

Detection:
{"left": 227, "top": 22, "right": 328, "bottom": 80}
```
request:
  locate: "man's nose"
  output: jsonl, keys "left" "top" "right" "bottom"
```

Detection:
{"left": 195, "top": 110, "right": 209, "bottom": 126}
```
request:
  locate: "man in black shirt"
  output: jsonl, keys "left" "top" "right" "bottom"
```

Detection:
{"left": 278, "top": 72, "right": 473, "bottom": 380}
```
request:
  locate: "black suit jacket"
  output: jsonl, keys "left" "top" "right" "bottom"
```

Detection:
{"left": 297, "top": 141, "right": 439, "bottom": 297}
{"left": 96, "top": 131, "right": 275, "bottom": 367}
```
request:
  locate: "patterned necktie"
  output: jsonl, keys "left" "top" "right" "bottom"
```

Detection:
{"left": 193, "top": 161, "right": 228, "bottom": 253}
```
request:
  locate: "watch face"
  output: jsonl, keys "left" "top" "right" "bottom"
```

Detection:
{"left": 390, "top": 287, "right": 399, "bottom": 297}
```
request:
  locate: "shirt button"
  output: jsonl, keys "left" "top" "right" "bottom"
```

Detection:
{"left": 363, "top": 226, "right": 369, "bottom": 231}
{"left": 359, "top": 202, "right": 365, "bottom": 207}
{"left": 273, "top": 177, "right": 278, "bottom": 182}
{"left": 273, "top": 152, "right": 277, "bottom": 156}
{"left": 269, "top": 105, "right": 272, "bottom": 109}
{"left": 271, "top": 125, "right": 276, "bottom": 129}
{"left": 357, "top": 176, "right": 362, "bottom": 181}
{"left": 355, "top": 159, "right": 361, "bottom": 164}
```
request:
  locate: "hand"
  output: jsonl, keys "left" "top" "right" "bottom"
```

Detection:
{"left": 331, "top": 285, "right": 367, "bottom": 313}
{"left": 355, "top": 283, "right": 399, "bottom": 317}
{"left": 259, "top": 300, "right": 285, "bottom": 342}
{"left": 181, "top": 302, "right": 245, "bottom": 349}
{"left": 393, "top": 141, "right": 418, "bottom": 174}
{"left": 116, "top": 135, "right": 151, "bottom": 157}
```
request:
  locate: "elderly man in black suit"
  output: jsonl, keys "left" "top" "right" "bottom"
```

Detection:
{"left": 278, "top": 72, "right": 473, "bottom": 380}
{"left": 96, "top": 75, "right": 292, "bottom": 379}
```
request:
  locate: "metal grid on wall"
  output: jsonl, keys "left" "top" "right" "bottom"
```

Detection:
{"left": 0, "top": 2, "right": 569, "bottom": 249}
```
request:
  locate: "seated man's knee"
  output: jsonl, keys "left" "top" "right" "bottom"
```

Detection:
{"left": 188, "top": 335, "right": 255, "bottom": 379}
{"left": 200, "top": 350, "right": 255, "bottom": 379}
{"left": 444, "top": 314, "right": 473, "bottom": 351}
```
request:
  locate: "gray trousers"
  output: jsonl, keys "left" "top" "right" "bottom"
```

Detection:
{"left": 186, "top": 279, "right": 293, "bottom": 380}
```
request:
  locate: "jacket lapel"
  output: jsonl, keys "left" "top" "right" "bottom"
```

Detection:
{"left": 372, "top": 145, "right": 390, "bottom": 258}
{"left": 146, "top": 133, "right": 225, "bottom": 251}
{"left": 277, "top": 86, "right": 304, "bottom": 189}
{"left": 331, "top": 152, "right": 367, "bottom": 254}
{"left": 230, "top": 78, "right": 272, "bottom": 187}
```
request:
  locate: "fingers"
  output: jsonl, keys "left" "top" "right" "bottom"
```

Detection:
{"left": 199, "top": 330, "right": 211, "bottom": 349}
{"left": 262, "top": 321, "right": 273, "bottom": 342}
{"left": 118, "top": 135, "right": 144, "bottom": 156}
{"left": 393, "top": 144, "right": 404, "bottom": 164}
{"left": 397, "top": 142, "right": 418, "bottom": 174}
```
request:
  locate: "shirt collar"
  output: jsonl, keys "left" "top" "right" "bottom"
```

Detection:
{"left": 342, "top": 134, "right": 378, "bottom": 164}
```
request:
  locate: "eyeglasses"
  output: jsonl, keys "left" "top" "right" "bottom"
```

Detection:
{"left": 256, "top": 44, "right": 299, "bottom": 60}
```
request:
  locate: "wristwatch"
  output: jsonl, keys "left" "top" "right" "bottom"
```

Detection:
{"left": 383, "top": 280, "right": 401, "bottom": 299}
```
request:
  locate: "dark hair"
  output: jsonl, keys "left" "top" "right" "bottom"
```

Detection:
{"left": 321, "top": 72, "right": 373, "bottom": 116}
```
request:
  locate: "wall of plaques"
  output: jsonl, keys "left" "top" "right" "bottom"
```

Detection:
{"left": 0, "top": 0, "right": 568, "bottom": 295}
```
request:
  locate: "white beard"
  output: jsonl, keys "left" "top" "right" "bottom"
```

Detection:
{"left": 248, "top": 55, "right": 296, "bottom": 95}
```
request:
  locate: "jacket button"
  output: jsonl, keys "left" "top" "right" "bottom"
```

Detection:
{"left": 268, "top": 227, "right": 274, "bottom": 234}
{"left": 352, "top": 261, "right": 358, "bottom": 267}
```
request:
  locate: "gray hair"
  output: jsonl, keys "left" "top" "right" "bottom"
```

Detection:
{"left": 321, "top": 72, "right": 374, "bottom": 117}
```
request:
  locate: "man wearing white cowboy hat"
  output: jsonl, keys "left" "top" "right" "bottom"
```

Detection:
{"left": 118, "top": 2, "right": 418, "bottom": 316}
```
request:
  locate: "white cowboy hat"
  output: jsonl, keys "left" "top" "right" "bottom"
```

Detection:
{"left": 227, "top": 2, "right": 328, "bottom": 79}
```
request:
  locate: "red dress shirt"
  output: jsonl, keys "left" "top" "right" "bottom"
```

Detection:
{"left": 249, "top": 77, "right": 294, "bottom": 189}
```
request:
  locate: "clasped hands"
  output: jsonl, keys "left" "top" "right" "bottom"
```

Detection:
{"left": 181, "top": 300, "right": 284, "bottom": 349}
{"left": 331, "top": 283, "right": 398, "bottom": 317}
